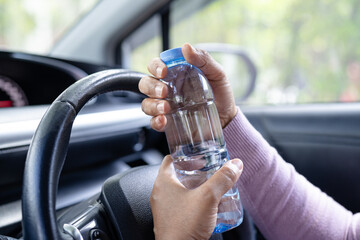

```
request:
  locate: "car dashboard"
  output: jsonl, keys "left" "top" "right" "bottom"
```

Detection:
{"left": 0, "top": 51, "right": 167, "bottom": 236}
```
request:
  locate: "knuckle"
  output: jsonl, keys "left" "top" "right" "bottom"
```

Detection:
{"left": 150, "top": 117, "right": 161, "bottom": 131}
{"left": 147, "top": 58, "right": 157, "bottom": 71}
{"left": 221, "top": 165, "right": 238, "bottom": 184}
{"left": 199, "top": 48, "right": 210, "bottom": 57}
{"left": 141, "top": 97, "right": 149, "bottom": 106}
{"left": 138, "top": 78, "right": 145, "bottom": 92}
{"left": 152, "top": 180, "right": 161, "bottom": 193}
{"left": 141, "top": 99, "right": 146, "bottom": 112}
{"left": 138, "top": 76, "right": 150, "bottom": 95}
{"left": 150, "top": 118, "right": 156, "bottom": 128}
{"left": 141, "top": 99, "right": 155, "bottom": 115}
{"left": 150, "top": 187, "right": 159, "bottom": 204}
{"left": 147, "top": 58, "right": 163, "bottom": 74}
{"left": 197, "top": 48, "right": 210, "bottom": 60}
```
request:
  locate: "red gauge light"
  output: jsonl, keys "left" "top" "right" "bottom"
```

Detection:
{"left": 0, "top": 100, "right": 13, "bottom": 108}
{"left": 0, "top": 75, "right": 28, "bottom": 108}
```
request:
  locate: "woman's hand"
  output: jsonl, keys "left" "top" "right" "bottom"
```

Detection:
{"left": 138, "top": 43, "right": 237, "bottom": 131}
{"left": 150, "top": 156, "right": 243, "bottom": 240}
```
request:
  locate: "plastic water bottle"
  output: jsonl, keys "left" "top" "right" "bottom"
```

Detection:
{"left": 160, "top": 48, "right": 243, "bottom": 233}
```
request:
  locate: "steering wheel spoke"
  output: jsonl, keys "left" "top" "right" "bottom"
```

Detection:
{"left": 59, "top": 195, "right": 112, "bottom": 240}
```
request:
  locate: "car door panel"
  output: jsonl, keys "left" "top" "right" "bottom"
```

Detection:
{"left": 243, "top": 103, "right": 360, "bottom": 213}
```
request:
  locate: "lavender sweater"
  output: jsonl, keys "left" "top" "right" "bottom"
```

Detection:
{"left": 223, "top": 109, "right": 360, "bottom": 240}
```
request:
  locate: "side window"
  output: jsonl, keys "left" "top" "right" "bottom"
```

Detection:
{"left": 122, "top": 0, "right": 360, "bottom": 105}
{"left": 170, "top": 0, "right": 360, "bottom": 105}
{"left": 120, "top": 15, "right": 162, "bottom": 73}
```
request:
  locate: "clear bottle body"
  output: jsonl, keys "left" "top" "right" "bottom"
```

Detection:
{"left": 162, "top": 61, "right": 243, "bottom": 233}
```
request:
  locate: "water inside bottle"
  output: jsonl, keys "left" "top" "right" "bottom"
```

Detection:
{"left": 173, "top": 144, "right": 227, "bottom": 187}
{"left": 171, "top": 143, "right": 243, "bottom": 233}
{"left": 214, "top": 187, "right": 243, "bottom": 233}
{"left": 163, "top": 68, "right": 243, "bottom": 233}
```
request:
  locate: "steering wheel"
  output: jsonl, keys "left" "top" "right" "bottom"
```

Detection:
{"left": 21, "top": 70, "right": 256, "bottom": 240}
{"left": 21, "top": 70, "right": 160, "bottom": 240}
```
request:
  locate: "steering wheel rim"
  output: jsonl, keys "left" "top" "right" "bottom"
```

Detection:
{"left": 21, "top": 70, "right": 145, "bottom": 240}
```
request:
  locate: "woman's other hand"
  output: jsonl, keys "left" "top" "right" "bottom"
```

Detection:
{"left": 150, "top": 156, "right": 243, "bottom": 240}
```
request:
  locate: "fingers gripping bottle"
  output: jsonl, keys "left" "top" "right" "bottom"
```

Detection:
{"left": 160, "top": 48, "right": 243, "bottom": 233}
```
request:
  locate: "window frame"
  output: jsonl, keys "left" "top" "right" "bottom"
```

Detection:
{"left": 115, "top": 2, "right": 171, "bottom": 67}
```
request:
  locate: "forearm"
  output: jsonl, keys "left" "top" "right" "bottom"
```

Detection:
{"left": 223, "top": 109, "right": 359, "bottom": 240}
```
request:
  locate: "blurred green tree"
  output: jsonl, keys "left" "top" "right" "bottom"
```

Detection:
{"left": 132, "top": 0, "right": 360, "bottom": 104}
{"left": 0, "top": 0, "right": 35, "bottom": 50}
{"left": 0, "top": 0, "right": 97, "bottom": 54}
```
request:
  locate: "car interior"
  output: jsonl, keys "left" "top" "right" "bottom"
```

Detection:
{"left": 0, "top": 0, "right": 359, "bottom": 239}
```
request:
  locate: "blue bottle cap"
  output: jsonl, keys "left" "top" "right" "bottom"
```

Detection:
{"left": 160, "top": 48, "right": 185, "bottom": 65}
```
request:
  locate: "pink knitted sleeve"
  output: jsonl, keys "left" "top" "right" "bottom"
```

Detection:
{"left": 223, "top": 109, "right": 360, "bottom": 240}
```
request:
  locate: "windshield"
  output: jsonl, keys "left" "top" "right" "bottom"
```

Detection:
{"left": 0, "top": 0, "right": 98, "bottom": 55}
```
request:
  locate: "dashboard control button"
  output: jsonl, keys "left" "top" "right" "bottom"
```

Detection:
{"left": 90, "top": 229, "right": 109, "bottom": 240}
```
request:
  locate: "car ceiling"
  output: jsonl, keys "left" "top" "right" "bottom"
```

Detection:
{"left": 50, "top": 0, "right": 170, "bottom": 65}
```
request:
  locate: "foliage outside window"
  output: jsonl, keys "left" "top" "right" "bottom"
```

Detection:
{"left": 123, "top": 15, "right": 162, "bottom": 73}
{"left": 170, "top": 0, "right": 360, "bottom": 105}
{"left": 0, "top": 0, "right": 98, "bottom": 55}
{"left": 130, "top": 0, "right": 360, "bottom": 105}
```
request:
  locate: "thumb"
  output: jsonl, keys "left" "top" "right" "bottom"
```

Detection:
{"left": 200, "top": 159, "right": 243, "bottom": 202}
{"left": 182, "top": 43, "right": 226, "bottom": 81}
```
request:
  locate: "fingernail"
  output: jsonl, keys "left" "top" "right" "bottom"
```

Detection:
{"left": 155, "top": 85, "right": 163, "bottom": 97}
{"left": 230, "top": 159, "right": 243, "bottom": 171}
{"left": 156, "top": 67, "right": 163, "bottom": 77}
{"left": 157, "top": 102, "right": 165, "bottom": 113}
